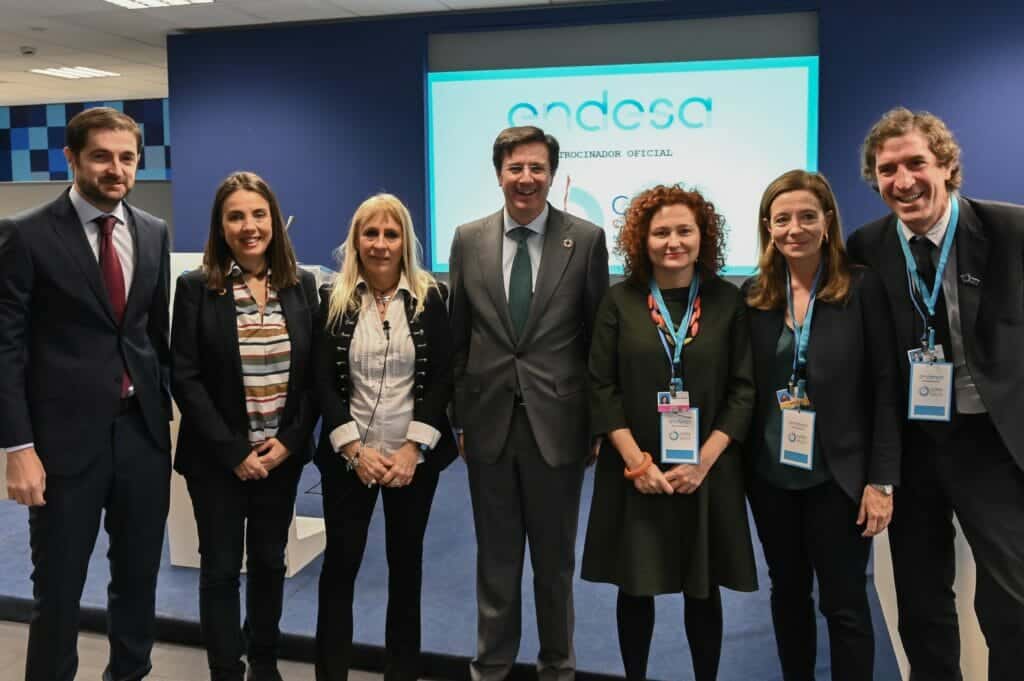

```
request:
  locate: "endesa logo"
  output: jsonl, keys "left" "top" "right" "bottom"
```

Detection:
{"left": 508, "top": 90, "right": 712, "bottom": 131}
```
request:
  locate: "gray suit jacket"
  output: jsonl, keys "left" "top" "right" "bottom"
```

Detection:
{"left": 449, "top": 205, "right": 609, "bottom": 466}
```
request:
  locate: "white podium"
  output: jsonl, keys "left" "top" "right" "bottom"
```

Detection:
{"left": 873, "top": 519, "right": 988, "bottom": 680}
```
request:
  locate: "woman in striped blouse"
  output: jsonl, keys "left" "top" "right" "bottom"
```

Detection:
{"left": 313, "top": 193, "right": 457, "bottom": 681}
{"left": 171, "top": 171, "right": 319, "bottom": 681}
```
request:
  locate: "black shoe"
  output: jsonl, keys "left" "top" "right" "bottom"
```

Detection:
{"left": 246, "top": 662, "right": 284, "bottom": 681}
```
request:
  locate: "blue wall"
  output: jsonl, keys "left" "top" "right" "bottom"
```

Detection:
{"left": 1, "top": 98, "right": 171, "bottom": 182}
{"left": 168, "top": 1, "right": 1024, "bottom": 267}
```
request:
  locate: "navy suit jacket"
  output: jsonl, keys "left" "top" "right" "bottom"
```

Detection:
{"left": 171, "top": 267, "right": 319, "bottom": 478}
{"left": 744, "top": 268, "right": 902, "bottom": 500}
{"left": 0, "top": 189, "right": 171, "bottom": 474}
{"left": 846, "top": 196, "right": 1024, "bottom": 470}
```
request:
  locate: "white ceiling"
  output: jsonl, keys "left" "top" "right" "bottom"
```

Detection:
{"left": 0, "top": 0, "right": 598, "bottom": 105}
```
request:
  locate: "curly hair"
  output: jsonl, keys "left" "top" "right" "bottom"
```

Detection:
{"left": 617, "top": 184, "right": 727, "bottom": 284}
{"left": 861, "top": 107, "right": 962, "bottom": 191}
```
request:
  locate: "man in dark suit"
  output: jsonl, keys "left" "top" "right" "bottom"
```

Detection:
{"left": 846, "top": 107, "right": 1024, "bottom": 681}
{"left": 0, "top": 107, "right": 172, "bottom": 681}
{"left": 449, "top": 126, "right": 609, "bottom": 681}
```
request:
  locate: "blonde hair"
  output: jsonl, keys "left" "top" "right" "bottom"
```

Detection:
{"left": 326, "top": 193, "right": 437, "bottom": 329}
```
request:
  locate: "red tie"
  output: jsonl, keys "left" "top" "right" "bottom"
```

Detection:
{"left": 96, "top": 215, "right": 130, "bottom": 397}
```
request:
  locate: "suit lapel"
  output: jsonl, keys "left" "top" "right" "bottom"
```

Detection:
{"left": 751, "top": 304, "right": 785, "bottom": 384}
{"left": 478, "top": 210, "right": 516, "bottom": 343}
{"left": 954, "top": 197, "right": 987, "bottom": 340}
{"left": 215, "top": 283, "right": 245, "bottom": 399}
{"left": 278, "top": 283, "right": 303, "bottom": 410}
{"left": 123, "top": 205, "right": 152, "bottom": 323}
{"left": 50, "top": 190, "right": 116, "bottom": 324}
{"left": 877, "top": 220, "right": 918, "bottom": 350}
{"left": 520, "top": 207, "right": 573, "bottom": 342}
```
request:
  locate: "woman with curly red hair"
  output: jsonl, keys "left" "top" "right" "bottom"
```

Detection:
{"left": 581, "top": 184, "right": 757, "bottom": 680}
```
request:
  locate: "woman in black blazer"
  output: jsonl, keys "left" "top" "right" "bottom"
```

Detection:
{"left": 313, "top": 193, "right": 456, "bottom": 681}
{"left": 743, "top": 170, "right": 901, "bottom": 681}
{"left": 172, "top": 172, "right": 319, "bottom": 681}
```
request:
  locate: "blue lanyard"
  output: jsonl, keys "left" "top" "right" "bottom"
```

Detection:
{"left": 785, "top": 262, "right": 822, "bottom": 395}
{"left": 896, "top": 196, "right": 958, "bottom": 350}
{"left": 650, "top": 272, "right": 701, "bottom": 387}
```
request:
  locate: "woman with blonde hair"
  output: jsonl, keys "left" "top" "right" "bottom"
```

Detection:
{"left": 313, "top": 193, "right": 456, "bottom": 681}
{"left": 744, "top": 169, "right": 901, "bottom": 680}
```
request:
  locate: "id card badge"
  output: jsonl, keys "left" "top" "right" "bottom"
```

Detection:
{"left": 780, "top": 408, "right": 815, "bottom": 470}
{"left": 908, "top": 354, "right": 953, "bottom": 422}
{"left": 656, "top": 390, "right": 689, "bottom": 412}
{"left": 660, "top": 408, "right": 700, "bottom": 464}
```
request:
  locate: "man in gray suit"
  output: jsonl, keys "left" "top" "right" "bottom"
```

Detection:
{"left": 449, "top": 126, "right": 609, "bottom": 681}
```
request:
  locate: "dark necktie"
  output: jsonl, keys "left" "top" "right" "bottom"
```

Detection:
{"left": 96, "top": 215, "right": 130, "bottom": 396}
{"left": 909, "top": 235, "right": 952, "bottom": 357}
{"left": 507, "top": 227, "right": 533, "bottom": 338}
{"left": 909, "top": 235, "right": 936, "bottom": 285}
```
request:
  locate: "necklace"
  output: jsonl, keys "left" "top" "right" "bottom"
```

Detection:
{"left": 371, "top": 283, "right": 399, "bottom": 307}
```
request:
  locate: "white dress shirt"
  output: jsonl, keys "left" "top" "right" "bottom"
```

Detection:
{"left": 899, "top": 196, "right": 986, "bottom": 414}
{"left": 70, "top": 185, "right": 135, "bottom": 292}
{"left": 327, "top": 274, "right": 442, "bottom": 461}
{"left": 502, "top": 203, "right": 548, "bottom": 299}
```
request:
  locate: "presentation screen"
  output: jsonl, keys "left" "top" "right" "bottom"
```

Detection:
{"left": 427, "top": 56, "right": 818, "bottom": 274}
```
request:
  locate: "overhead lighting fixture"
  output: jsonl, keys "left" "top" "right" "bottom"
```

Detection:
{"left": 30, "top": 67, "right": 122, "bottom": 80}
{"left": 103, "top": 0, "right": 214, "bottom": 8}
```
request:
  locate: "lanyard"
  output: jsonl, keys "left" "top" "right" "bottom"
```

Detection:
{"left": 650, "top": 272, "right": 701, "bottom": 388}
{"left": 896, "top": 195, "right": 958, "bottom": 351}
{"left": 785, "top": 263, "right": 822, "bottom": 396}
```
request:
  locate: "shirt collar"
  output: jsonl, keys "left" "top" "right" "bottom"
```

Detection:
{"left": 227, "top": 260, "right": 272, "bottom": 283}
{"left": 503, "top": 203, "right": 549, "bottom": 237}
{"left": 356, "top": 272, "right": 414, "bottom": 304}
{"left": 69, "top": 185, "right": 127, "bottom": 228}
{"left": 899, "top": 194, "right": 954, "bottom": 247}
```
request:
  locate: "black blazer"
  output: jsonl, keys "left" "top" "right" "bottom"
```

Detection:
{"left": 847, "top": 196, "right": 1024, "bottom": 470}
{"left": 0, "top": 190, "right": 171, "bottom": 474}
{"left": 171, "top": 268, "right": 319, "bottom": 478}
{"left": 313, "top": 282, "right": 457, "bottom": 477}
{"left": 743, "top": 268, "right": 902, "bottom": 501}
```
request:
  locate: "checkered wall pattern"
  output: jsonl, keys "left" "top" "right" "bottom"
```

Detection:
{"left": 0, "top": 98, "right": 171, "bottom": 182}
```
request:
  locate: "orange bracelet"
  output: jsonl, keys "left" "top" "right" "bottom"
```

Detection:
{"left": 623, "top": 451, "right": 653, "bottom": 480}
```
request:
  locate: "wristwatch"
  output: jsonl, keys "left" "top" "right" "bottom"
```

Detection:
{"left": 870, "top": 483, "right": 894, "bottom": 496}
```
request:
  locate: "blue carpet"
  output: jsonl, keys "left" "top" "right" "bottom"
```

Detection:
{"left": 0, "top": 462, "right": 899, "bottom": 680}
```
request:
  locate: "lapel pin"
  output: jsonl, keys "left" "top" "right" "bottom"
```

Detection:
{"left": 563, "top": 238, "right": 574, "bottom": 249}
{"left": 959, "top": 273, "right": 981, "bottom": 287}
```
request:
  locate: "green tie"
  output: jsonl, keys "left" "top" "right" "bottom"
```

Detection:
{"left": 508, "top": 227, "right": 533, "bottom": 338}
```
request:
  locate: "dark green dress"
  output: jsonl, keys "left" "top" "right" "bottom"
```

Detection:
{"left": 581, "top": 274, "right": 758, "bottom": 597}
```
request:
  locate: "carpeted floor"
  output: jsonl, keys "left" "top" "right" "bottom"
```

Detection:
{"left": 0, "top": 462, "right": 899, "bottom": 680}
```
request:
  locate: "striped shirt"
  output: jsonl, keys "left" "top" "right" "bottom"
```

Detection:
{"left": 230, "top": 263, "right": 292, "bottom": 445}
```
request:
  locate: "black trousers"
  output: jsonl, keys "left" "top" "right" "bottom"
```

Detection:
{"left": 889, "top": 415, "right": 1024, "bottom": 681}
{"left": 747, "top": 476, "right": 874, "bottom": 681}
{"left": 25, "top": 403, "right": 170, "bottom": 681}
{"left": 186, "top": 460, "right": 302, "bottom": 681}
{"left": 315, "top": 459, "right": 440, "bottom": 681}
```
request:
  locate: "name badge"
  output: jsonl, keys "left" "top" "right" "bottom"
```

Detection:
{"left": 908, "top": 356, "right": 953, "bottom": 422}
{"left": 780, "top": 408, "right": 815, "bottom": 470}
{"left": 657, "top": 390, "right": 689, "bottom": 412}
{"left": 661, "top": 408, "right": 700, "bottom": 464}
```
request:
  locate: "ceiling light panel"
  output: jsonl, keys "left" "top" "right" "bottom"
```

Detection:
{"left": 30, "top": 66, "right": 122, "bottom": 79}
{"left": 103, "top": 0, "right": 214, "bottom": 8}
